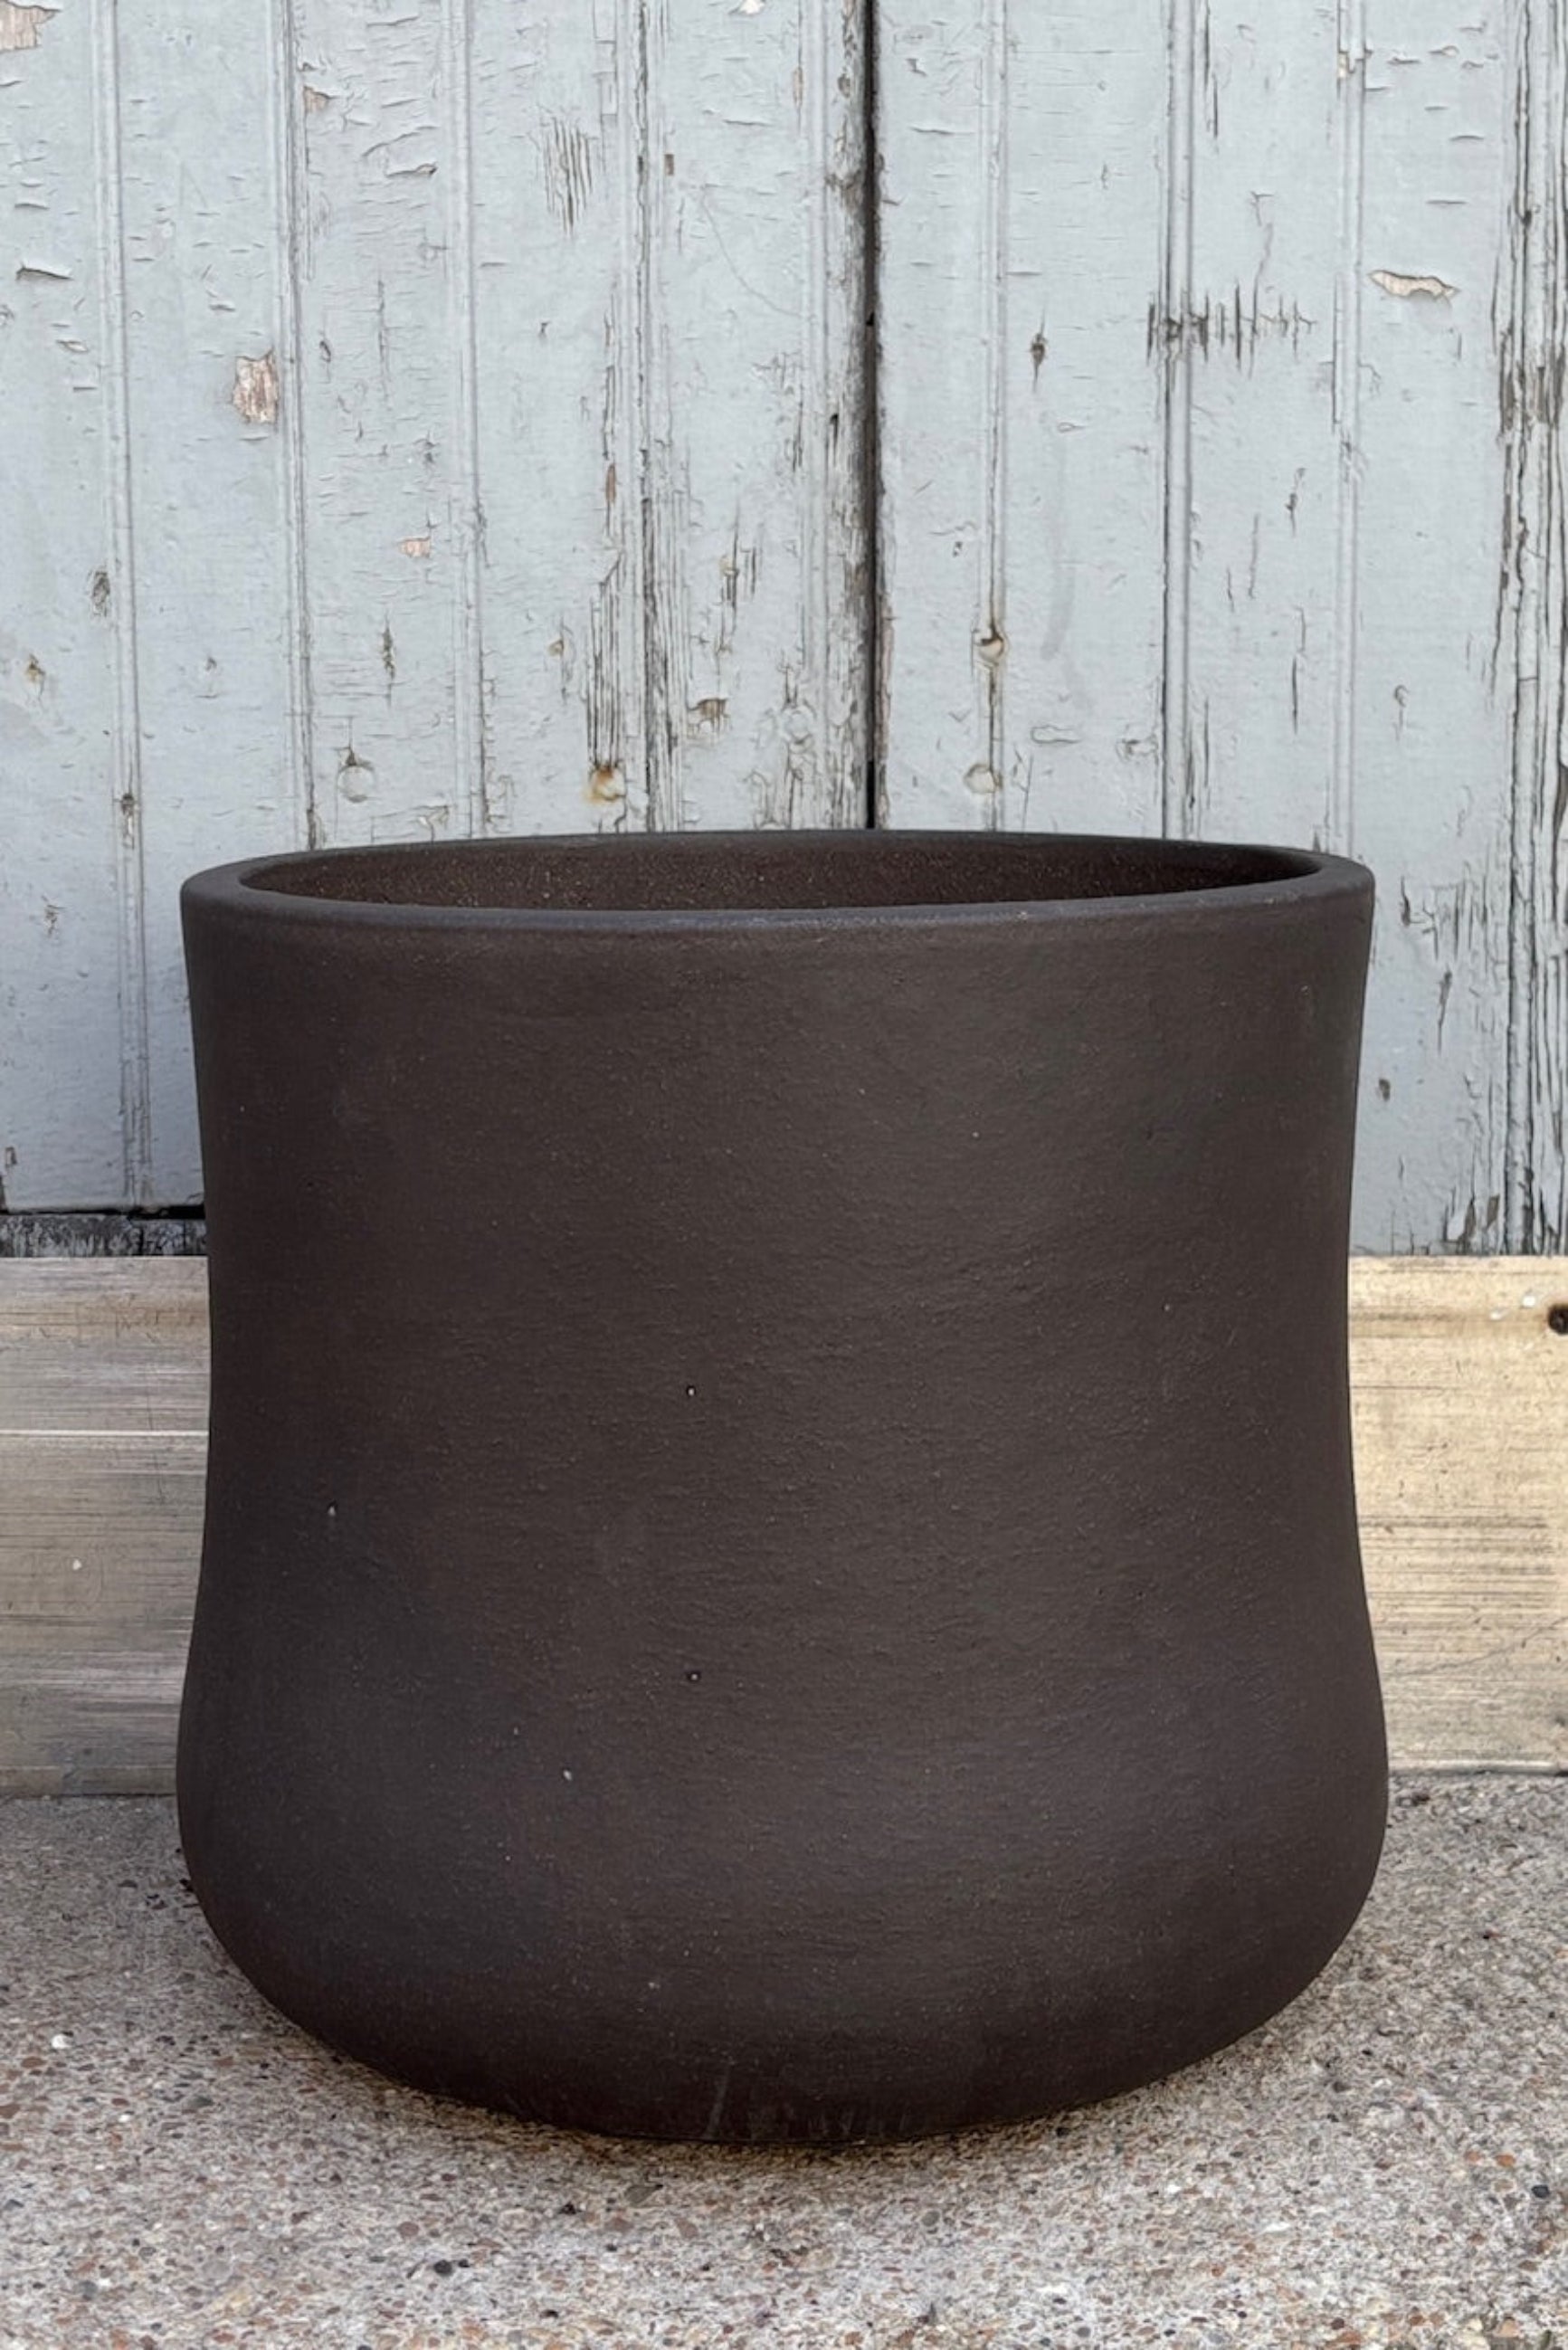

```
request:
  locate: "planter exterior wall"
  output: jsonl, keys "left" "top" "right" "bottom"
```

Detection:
{"left": 178, "top": 831, "right": 1384, "bottom": 2144}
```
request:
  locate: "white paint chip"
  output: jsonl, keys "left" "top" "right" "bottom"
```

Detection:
{"left": 1370, "top": 269, "right": 1459, "bottom": 301}
{"left": 231, "top": 350, "right": 280, "bottom": 425}
{"left": 0, "top": 3, "right": 56, "bottom": 53}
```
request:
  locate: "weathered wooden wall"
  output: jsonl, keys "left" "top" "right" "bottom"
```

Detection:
{"left": 4, "top": 2, "right": 1566, "bottom": 1258}
{"left": 877, "top": 0, "right": 1568, "bottom": 1254}
{"left": 2, "top": 0, "right": 868, "bottom": 1212}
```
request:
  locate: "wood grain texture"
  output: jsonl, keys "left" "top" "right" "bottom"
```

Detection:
{"left": 1352, "top": 1256, "right": 1568, "bottom": 1771}
{"left": 875, "top": 0, "right": 1568, "bottom": 1256}
{"left": 0, "top": 1262, "right": 206, "bottom": 1794}
{"left": 1, "top": 1258, "right": 1563, "bottom": 1791}
{"left": 1, "top": 0, "right": 869, "bottom": 1209}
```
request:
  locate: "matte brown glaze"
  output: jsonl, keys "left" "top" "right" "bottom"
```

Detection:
{"left": 178, "top": 831, "right": 1385, "bottom": 2145}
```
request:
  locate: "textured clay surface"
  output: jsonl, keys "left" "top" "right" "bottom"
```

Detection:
{"left": 179, "top": 833, "right": 1383, "bottom": 2137}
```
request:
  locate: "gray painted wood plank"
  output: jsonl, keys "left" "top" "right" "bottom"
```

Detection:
{"left": 4, "top": 0, "right": 871, "bottom": 1213}
{"left": 470, "top": 0, "right": 868, "bottom": 834}
{"left": 1348, "top": 7, "right": 1518, "bottom": 1255}
{"left": 282, "top": 0, "right": 478, "bottom": 852}
{"left": 876, "top": 0, "right": 1568, "bottom": 1257}
{"left": 1, "top": 0, "right": 133, "bottom": 1211}
{"left": 115, "top": 1, "right": 297, "bottom": 1208}
{"left": 876, "top": 0, "right": 1169, "bottom": 833}
{"left": 1498, "top": 0, "right": 1568, "bottom": 1252}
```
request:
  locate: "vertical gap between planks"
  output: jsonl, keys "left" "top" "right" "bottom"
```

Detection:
{"left": 980, "top": 0, "right": 1008, "bottom": 827}
{"left": 614, "top": 0, "right": 654, "bottom": 830}
{"left": 444, "top": 0, "right": 489, "bottom": 835}
{"left": 1160, "top": 0, "right": 1198, "bottom": 839}
{"left": 1330, "top": 0, "right": 1367, "bottom": 862}
{"left": 866, "top": 0, "right": 888, "bottom": 826}
{"left": 1503, "top": 0, "right": 1534, "bottom": 1251}
{"left": 271, "top": 0, "right": 318, "bottom": 852}
{"left": 634, "top": 0, "right": 679, "bottom": 831}
{"left": 800, "top": 0, "right": 830, "bottom": 831}
{"left": 91, "top": 0, "right": 150, "bottom": 1207}
{"left": 1547, "top": 0, "right": 1568, "bottom": 1252}
{"left": 1506, "top": 0, "right": 1542, "bottom": 1251}
{"left": 1505, "top": 0, "right": 1568, "bottom": 1249}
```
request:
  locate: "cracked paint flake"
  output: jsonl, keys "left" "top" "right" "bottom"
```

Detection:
{"left": 1370, "top": 268, "right": 1459, "bottom": 300}
{"left": 0, "top": 2, "right": 56, "bottom": 52}
{"left": 231, "top": 350, "right": 280, "bottom": 424}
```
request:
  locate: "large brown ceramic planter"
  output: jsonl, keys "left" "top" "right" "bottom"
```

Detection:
{"left": 179, "top": 830, "right": 1385, "bottom": 2145}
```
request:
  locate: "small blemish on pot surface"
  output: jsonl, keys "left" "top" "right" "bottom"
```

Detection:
{"left": 685, "top": 1669, "right": 702, "bottom": 1684}
{"left": 561, "top": 1768, "right": 574, "bottom": 1782}
{"left": 684, "top": 1383, "right": 697, "bottom": 1398}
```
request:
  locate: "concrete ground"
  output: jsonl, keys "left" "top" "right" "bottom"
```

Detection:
{"left": 0, "top": 1780, "right": 1563, "bottom": 2350}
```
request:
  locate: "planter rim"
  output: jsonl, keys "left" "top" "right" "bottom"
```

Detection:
{"left": 183, "top": 830, "right": 1372, "bottom": 937}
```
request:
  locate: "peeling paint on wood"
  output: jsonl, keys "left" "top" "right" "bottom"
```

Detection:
{"left": 472, "top": 0, "right": 868, "bottom": 837}
{"left": 1497, "top": 0, "right": 1568, "bottom": 1252}
{"left": 231, "top": 350, "right": 280, "bottom": 425}
{"left": 1369, "top": 267, "right": 1459, "bottom": 300}
{"left": 7, "top": 3, "right": 1568, "bottom": 1255}
{"left": 878, "top": 0, "right": 1568, "bottom": 1256}
{"left": 0, "top": 3, "right": 55, "bottom": 54}
{"left": 5, "top": 0, "right": 866, "bottom": 1210}
{"left": 877, "top": 0, "right": 1168, "bottom": 837}
{"left": 3, "top": 0, "right": 129, "bottom": 1210}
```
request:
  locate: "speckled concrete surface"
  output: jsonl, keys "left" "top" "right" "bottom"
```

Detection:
{"left": 0, "top": 1781, "right": 1563, "bottom": 2350}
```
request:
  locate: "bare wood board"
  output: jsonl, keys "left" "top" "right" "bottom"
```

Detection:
{"left": 1, "top": 1258, "right": 1563, "bottom": 1793}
